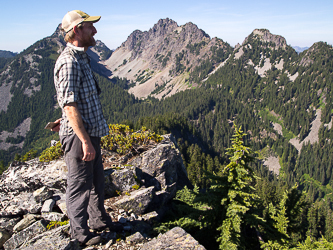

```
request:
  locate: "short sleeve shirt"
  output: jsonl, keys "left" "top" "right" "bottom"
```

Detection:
{"left": 54, "top": 43, "right": 109, "bottom": 137}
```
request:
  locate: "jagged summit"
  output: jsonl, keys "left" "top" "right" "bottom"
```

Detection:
{"left": 118, "top": 18, "right": 211, "bottom": 63}
{"left": 122, "top": 18, "right": 209, "bottom": 52}
{"left": 104, "top": 18, "right": 231, "bottom": 99}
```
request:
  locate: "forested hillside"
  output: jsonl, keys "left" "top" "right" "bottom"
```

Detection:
{"left": 100, "top": 29, "right": 333, "bottom": 248}
{"left": 0, "top": 21, "right": 333, "bottom": 248}
{"left": 0, "top": 50, "right": 17, "bottom": 70}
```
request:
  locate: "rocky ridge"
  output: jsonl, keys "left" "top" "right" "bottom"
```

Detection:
{"left": 104, "top": 18, "right": 232, "bottom": 99}
{"left": 0, "top": 134, "right": 205, "bottom": 250}
{"left": 104, "top": 24, "right": 303, "bottom": 100}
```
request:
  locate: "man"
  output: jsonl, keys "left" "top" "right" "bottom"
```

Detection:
{"left": 53, "top": 10, "right": 117, "bottom": 246}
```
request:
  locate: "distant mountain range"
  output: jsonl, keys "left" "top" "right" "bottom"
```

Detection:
{"left": 0, "top": 50, "right": 17, "bottom": 58}
{"left": 0, "top": 41, "right": 310, "bottom": 59}
{"left": 0, "top": 18, "right": 332, "bottom": 179}
{"left": 292, "top": 46, "right": 310, "bottom": 53}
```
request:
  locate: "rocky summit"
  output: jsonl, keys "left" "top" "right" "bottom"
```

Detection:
{"left": 0, "top": 134, "right": 204, "bottom": 250}
{"left": 104, "top": 18, "right": 232, "bottom": 99}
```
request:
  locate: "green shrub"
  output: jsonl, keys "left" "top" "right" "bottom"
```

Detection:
{"left": 46, "top": 220, "right": 69, "bottom": 230}
{"left": 101, "top": 124, "right": 163, "bottom": 155}
{"left": 39, "top": 141, "right": 63, "bottom": 162}
{"left": 22, "top": 149, "right": 38, "bottom": 161}
{"left": 38, "top": 124, "right": 162, "bottom": 162}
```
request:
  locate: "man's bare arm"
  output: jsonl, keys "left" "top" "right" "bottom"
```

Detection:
{"left": 63, "top": 103, "right": 96, "bottom": 161}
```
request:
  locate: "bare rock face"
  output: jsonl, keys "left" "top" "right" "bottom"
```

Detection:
{"left": 298, "top": 42, "right": 328, "bottom": 67}
{"left": 105, "top": 134, "right": 192, "bottom": 214}
{"left": 123, "top": 18, "right": 211, "bottom": 72}
{"left": 104, "top": 168, "right": 138, "bottom": 197}
{"left": 129, "top": 134, "right": 190, "bottom": 192}
{"left": 0, "top": 133, "right": 200, "bottom": 249}
{"left": 105, "top": 18, "right": 232, "bottom": 99}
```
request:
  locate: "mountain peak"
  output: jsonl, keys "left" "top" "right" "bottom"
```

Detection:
{"left": 244, "top": 29, "right": 287, "bottom": 49}
{"left": 152, "top": 18, "right": 178, "bottom": 32}
{"left": 105, "top": 19, "right": 231, "bottom": 99}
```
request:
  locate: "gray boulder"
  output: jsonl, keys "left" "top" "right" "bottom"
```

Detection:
{"left": 13, "top": 214, "right": 40, "bottom": 233}
{"left": 126, "top": 231, "right": 147, "bottom": 244}
{"left": 141, "top": 227, "right": 206, "bottom": 250}
{"left": 114, "top": 186, "right": 155, "bottom": 214}
{"left": 41, "top": 199, "right": 55, "bottom": 213}
{"left": 130, "top": 134, "right": 191, "bottom": 192}
{"left": 3, "top": 220, "right": 47, "bottom": 250}
{"left": 19, "top": 224, "right": 81, "bottom": 250}
{"left": 104, "top": 167, "right": 138, "bottom": 197}
{"left": 33, "top": 186, "right": 54, "bottom": 203}
{"left": 106, "top": 134, "right": 192, "bottom": 215}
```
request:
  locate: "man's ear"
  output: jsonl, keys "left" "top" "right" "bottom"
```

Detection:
{"left": 73, "top": 25, "right": 80, "bottom": 35}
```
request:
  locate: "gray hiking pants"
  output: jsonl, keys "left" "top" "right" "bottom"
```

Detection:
{"left": 61, "top": 134, "right": 111, "bottom": 242}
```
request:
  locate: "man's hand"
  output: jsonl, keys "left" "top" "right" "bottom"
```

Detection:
{"left": 64, "top": 103, "right": 96, "bottom": 161}
{"left": 82, "top": 141, "right": 96, "bottom": 161}
{"left": 51, "top": 118, "right": 62, "bottom": 132}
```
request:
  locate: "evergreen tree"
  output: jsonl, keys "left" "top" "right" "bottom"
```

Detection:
{"left": 261, "top": 190, "right": 291, "bottom": 249}
{"left": 217, "top": 124, "right": 262, "bottom": 249}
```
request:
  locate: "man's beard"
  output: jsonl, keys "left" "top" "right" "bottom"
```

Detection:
{"left": 81, "top": 35, "right": 96, "bottom": 48}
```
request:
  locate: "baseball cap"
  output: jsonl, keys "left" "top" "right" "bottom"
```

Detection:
{"left": 62, "top": 10, "right": 101, "bottom": 33}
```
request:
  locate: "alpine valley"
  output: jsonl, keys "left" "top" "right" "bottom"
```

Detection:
{"left": 1, "top": 18, "right": 333, "bottom": 249}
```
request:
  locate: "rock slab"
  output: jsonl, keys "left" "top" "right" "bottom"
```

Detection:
{"left": 141, "top": 227, "right": 206, "bottom": 250}
{"left": 3, "top": 220, "right": 47, "bottom": 250}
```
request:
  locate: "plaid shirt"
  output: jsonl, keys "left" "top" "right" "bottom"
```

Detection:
{"left": 54, "top": 43, "right": 109, "bottom": 137}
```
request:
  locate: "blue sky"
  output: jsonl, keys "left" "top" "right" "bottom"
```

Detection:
{"left": 2, "top": 0, "right": 333, "bottom": 53}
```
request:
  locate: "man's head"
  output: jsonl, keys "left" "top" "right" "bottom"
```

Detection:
{"left": 62, "top": 10, "right": 100, "bottom": 48}
{"left": 62, "top": 10, "right": 100, "bottom": 33}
